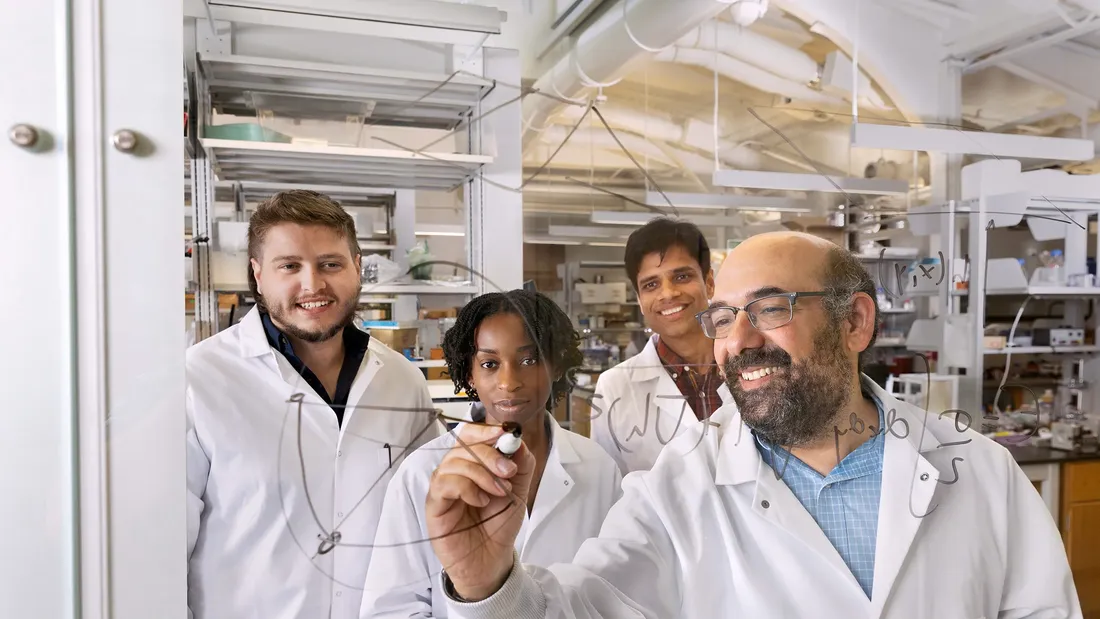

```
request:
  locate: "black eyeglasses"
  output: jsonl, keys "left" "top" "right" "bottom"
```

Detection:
{"left": 694, "top": 291, "right": 829, "bottom": 339}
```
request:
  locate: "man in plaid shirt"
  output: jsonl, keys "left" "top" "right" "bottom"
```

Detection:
{"left": 589, "top": 218, "right": 726, "bottom": 474}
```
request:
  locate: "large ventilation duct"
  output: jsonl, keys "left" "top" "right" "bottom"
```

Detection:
{"left": 677, "top": 19, "right": 819, "bottom": 84}
{"left": 522, "top": 0, "right": 735, "bottom": 145}
{"left": 654, "top": 47, "right": 843, "bottom": 105}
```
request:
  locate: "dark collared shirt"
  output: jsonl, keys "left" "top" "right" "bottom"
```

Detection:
{"left": 260, "top": 311, "right": 370, "bottom": 426}
{"left": 654, "top": 335, "right": 722, "bottom": 421}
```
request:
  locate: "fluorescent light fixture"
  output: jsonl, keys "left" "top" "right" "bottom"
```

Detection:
{"left": 590, "top": 210, "right": 745, "bottom": 227}
{"left": 415, "top": 224, "right": 465, "bottom": 237}
{"left": 524, "top": 236, "right": 582, "bottom": 245}
{"left": 851, "top": 122, "right": 1095, "bottom": 162}
{"left": 588, "top": 242, "right": 627, "bottom": 247}
{"left": 547, "top": 225, "right": 629, "bottom": 239}
{"left": 713, "top": 169, "right": 908, "bottom": 195}
{"left": 645, "top": 191, "right": 813, "bottom": 213}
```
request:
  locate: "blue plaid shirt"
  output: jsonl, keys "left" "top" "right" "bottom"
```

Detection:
{"left": 753, "top": 396, "right": 885, "bottom": 599}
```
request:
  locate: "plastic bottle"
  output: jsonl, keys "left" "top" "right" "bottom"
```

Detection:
{"left": 1049, "top": 249, "right": 1065, "bottom": 285}
{"left": 1039, "top": 389, "right": 1055, "bottom": 426}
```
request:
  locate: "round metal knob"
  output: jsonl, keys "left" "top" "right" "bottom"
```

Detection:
{"left": 9, "top": 124, "right": 39, "bottom": 148}
{"left": 112, "top": 129, "right": 139, "bottom": 153}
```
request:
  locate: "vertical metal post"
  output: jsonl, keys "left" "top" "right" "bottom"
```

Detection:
{"left": 191, "top": 154, "right": 217, "bottom": 340}
{"left": 393, "top": 189, "right": 417, "bottom": 321}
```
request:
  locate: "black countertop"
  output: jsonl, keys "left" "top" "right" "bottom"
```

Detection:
{"left": 1007, "top": 444, "right": 1100, "bottom": 465}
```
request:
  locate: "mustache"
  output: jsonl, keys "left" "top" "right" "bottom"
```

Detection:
{"left": 723, "top": 347, "right": 792, "bottom": 374}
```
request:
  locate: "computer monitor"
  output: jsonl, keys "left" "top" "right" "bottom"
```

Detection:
{"left": 522, "top": 279, "right": 537, "bottom": 293}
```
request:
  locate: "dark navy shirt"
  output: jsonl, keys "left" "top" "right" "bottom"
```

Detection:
{"left": 260, "top": 311, "right": 370, "bottom": 427}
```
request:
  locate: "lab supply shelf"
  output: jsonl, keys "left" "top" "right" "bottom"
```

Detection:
{"left": 902, "top": 159, "right": 1100, "bottom": 418}
{"left": 201, "top": 54, "right": 494, "bottom": 130}
{"left": 361, "top": 283, "right": 478, "bottom": 295}
{"left": 201, "top": 139, "right": 492, "bottom": 191}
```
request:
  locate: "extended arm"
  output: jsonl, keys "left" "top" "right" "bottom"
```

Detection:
{"left": 444, "top": 472, "right": 681, "bottom": 619}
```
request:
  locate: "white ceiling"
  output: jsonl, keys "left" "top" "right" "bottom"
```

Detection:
{"left": 515, "top": 0, "right": 1100, "bottom": 236}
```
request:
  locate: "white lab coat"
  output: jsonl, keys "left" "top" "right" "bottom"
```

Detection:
{"left": 186, "top": 307, "right": 443, "bottom": 619}
{"left": 445, "top": 376, "right": 1081, "bottom": 619}
{"left": 590, "top": 335, "right": 730, "bottom": 475}
{"left": 359, "top": 414, "right": 623, "bottom": 618}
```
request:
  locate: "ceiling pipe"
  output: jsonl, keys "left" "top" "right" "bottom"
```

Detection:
{"left": 677, "top": 19, "right": 819, "bottom": 83}
{"left": 521, "top": 0, "right": 735, "bottom": 146}
{"left": 654, "top": 46, "right": 844, "bottom": 105}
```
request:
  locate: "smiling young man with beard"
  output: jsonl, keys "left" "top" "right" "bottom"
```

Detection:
{"left": 590, "top": 217, "right": 730, "bottom": 475}
{"left": 185, "top": 190, "right": 441, "bottom": 619}
{"left": 421, "top": 231, "right": 1080, "bottom": 619}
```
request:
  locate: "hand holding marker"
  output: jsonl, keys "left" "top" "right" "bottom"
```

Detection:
{"left": 494, "top": 422, "right": 523, "bottom": 457}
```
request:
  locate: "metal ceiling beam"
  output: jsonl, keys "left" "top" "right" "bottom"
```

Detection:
{"left": 943, "top": 13, "right": 1066, "bottom": 61}
{"left": 1000, "top": 60, "right": 1100, "bottom": 110}
{"left": 964, "top": 16, "right": 1100, "bottom": 73}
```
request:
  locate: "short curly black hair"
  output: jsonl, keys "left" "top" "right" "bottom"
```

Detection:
{"left": 441, "top": 289, "right": 583, "bottom": 407}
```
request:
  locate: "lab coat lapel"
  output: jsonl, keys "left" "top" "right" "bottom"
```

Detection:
{"left": 341, "top": 340, "right": 383, "bottom": 429}
{"left": 524, "top": 418, "right": 577, "bottom": 553}
{"left": 715, "top": 407, "right": 862, "bottom": 592}
{"left": 865, "top": 382, "right": 941, "bottom": 618}
{"left": 652, "top": 372, "right": 698, "bottom": 443}
{"left": 754, "top": 453, "right": 864, "bottom": 593}
{"left": 237, "top": 308, "right": 339, "bottom": 439}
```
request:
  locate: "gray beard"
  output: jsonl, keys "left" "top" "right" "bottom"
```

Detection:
{"left": 724, "top": 324, "right": 854, "bottom": 448}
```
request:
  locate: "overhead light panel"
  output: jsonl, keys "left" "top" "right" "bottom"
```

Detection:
{"left": 547, "top": 225, "right": 630, "bottom": 239}
{"left": 850, "top": 122, "right": 1095, "bottom": 162}
{"left": 588, "top": 242, "right": 627, "bottom": 247}
{"left": 713, "top": 169, "right": 909, "bottom": 195}
{"left": 645, "top": 191, "right": 813, "bottom": 213}
{"left": 415, "top": 224, "right": 465, "bottom": 237}
{"left": 590, "top": 210, "right": 745, "bottom": 227}
{"left": 524, "top": 236, "right": 582, "bottom": 245}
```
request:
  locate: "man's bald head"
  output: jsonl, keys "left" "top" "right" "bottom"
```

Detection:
{"left": 705, "top": 230, "right": 882, "bottom": 446}
{"left": 720, "top": 231, "right": 837, "bottom": 286}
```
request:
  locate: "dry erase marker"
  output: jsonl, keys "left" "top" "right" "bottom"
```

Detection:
{"left": 494, "top": 422, "right": 523, "bottom": 457}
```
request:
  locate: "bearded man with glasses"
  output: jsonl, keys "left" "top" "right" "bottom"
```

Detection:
{"left": 423, "top": 231, "right": 1080, "bottom": 619}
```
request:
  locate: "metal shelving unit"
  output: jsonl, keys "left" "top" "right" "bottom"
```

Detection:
{"left": 201, "top": 53, "right": 494, "bottom": 130}
{"left": 201, "top": 139, "right": 491, "bottom": 190}
{"left": 186, "top": 50, "right": 494, "bottom": 341}
{"left": 903, "top": 160, "right": 1100, "bottom": 417}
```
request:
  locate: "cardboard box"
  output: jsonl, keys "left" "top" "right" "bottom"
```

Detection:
{"left": 419, "top": 308, "right": 459, "bottom": 319}
{"left": 426, "top": 367, "right": 451, "bottom": 381}
{"left": 429, "top": 347, "right": 444, "bottom": 360}
{"left": 368, "top": 327, "right": 418, "bottom": 355}
{"left": 575, "top": 282, "right": 627, "bottom": 304}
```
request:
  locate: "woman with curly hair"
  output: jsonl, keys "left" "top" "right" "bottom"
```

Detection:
{"left": 359, "top": 290, "right": 623, "bottom": 618}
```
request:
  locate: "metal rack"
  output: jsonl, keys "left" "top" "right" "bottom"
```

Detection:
{"left": 201, "top": 53, "right": 494, "bottom": 130}
{"left": 185, "top": 29, "right": 505, "bottom": 342}
{"left": 903, "top": 159, "right": 1100, "bottom": 417}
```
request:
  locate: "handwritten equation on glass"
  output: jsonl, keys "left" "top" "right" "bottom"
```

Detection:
{"left": 872, "top": 249, "right": 970, "bottom": 301}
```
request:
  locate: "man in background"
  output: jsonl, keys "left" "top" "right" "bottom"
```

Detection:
{"left": 589, "top": 217, "right": 728, "bottom": 474}
{"left": 185, "top": 190, "right": 441, "bottom": 619}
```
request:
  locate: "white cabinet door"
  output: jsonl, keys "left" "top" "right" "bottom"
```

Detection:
{"left": 1, "top": 1, "right": 186, "bottom": 618}
{"left": 0, "top": 1, "right": 79, "bottom": 618}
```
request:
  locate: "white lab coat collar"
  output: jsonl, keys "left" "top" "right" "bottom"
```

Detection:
{"left": 625, "top": 335, "right": 733, "bottom": 408}
{"left": 237, "top": 306, "right": 273, "bottom": 358}
{"left": 711, "top": 374, "right": 944, "bottom": 610}
{"left": 234, "top": 306, "right": 386, "bottom": 429}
